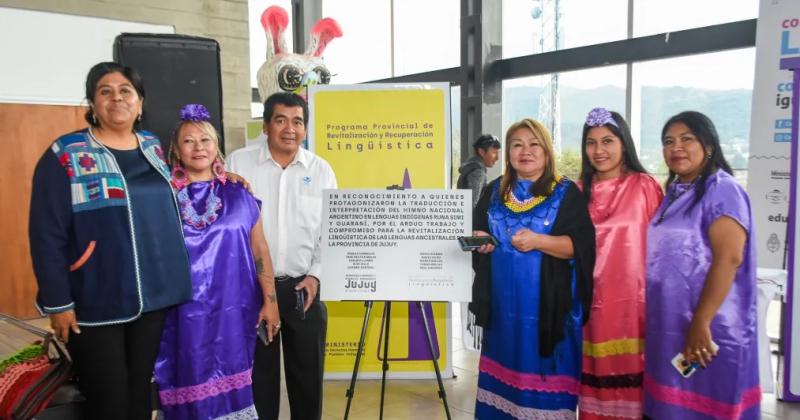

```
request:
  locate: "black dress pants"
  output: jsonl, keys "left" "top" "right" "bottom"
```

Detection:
{"left": 66, "top": 309, "right": 166, "bottom": 420}
{"left": 252, "top": 277, "right": 327, "bottom": 420}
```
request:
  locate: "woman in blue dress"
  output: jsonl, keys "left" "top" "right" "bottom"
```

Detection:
{"left": 470, "top": 118, "right": 595, "bottom": 419}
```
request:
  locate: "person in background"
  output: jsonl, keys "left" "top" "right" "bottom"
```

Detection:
{"left": 29, "top": 62, "right": 192, "bottom": 420}
{"left": 227, "top": 92, "right": 336, "bottom": 420}
{"left": 153, "top": 104, "right": 279, "bottom": 420}
{"left": 577, "top": 108, "right": 663, "bottom": 419}
{"left": 644, "top": 111, "right": 760, "bottom": 419}
{"left": 458, "top": 133, "right": 502, "bottom": 352}
{"left": 469, "top": 118, "right": 595, "bottom": 419}
{"left": 458, "top": 133, "right": 501, "bottom": 208}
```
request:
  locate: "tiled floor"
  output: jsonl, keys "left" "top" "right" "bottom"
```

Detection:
{"left": 4, "top": 314, "right": 800, "bottom": 419}
{"left": 281, "top": 305, "right": 800, "bottom": 420}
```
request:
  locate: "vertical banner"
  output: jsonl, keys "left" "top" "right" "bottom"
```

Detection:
{"left": 747, "top": 0, "right": 800, "bottom": 268}
{"left": 783, "top": 56, "right": 800, "bottom": 402}
{"left": 308, "top": 83, "right": 453, "bottom": 378}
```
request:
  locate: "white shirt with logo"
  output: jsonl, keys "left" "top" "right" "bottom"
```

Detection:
{"left": 227, "top": 142, "right": 337, "bottom": 279}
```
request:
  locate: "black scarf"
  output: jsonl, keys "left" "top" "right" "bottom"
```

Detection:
{"left": 468, "top": 177, "right": 595, "bottom": 357}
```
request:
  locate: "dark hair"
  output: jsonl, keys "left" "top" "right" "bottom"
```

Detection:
{"left": 262, "top": 92, "right": 309, "bottom": 125}
{"left": 84, "top": 62, "right": 146, "bottom": 129}
{"left": 472, "top": 134, "right": 501, "bottom": 154}
{"left": 661, "top": 111, "right": 733, "bottom": 211}
{"left": 579, "top": 111, "right": 648, "bottom": 201}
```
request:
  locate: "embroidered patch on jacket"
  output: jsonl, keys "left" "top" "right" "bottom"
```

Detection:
{"left": 70, "top": 176, "right": 127, "bottom": 212}
{"left": 59, "top": 150, "right": 116, "bottom": 178}
{"left": 141, "top": 139, "right": 170, "bottom": 179}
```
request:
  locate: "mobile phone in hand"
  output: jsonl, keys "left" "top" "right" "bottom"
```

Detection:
{"left": 671, "top": 353, "right": 699, "bottom": 378}
{"left": 458, "top": 235, "right": 498, "bottom": 251}
{"left": 295, "top": 289, "right": 307, "bottom": 320}
{"left": 256, "top": 320, "right": 271, "bottom": 346}
{"left": 671, "top": 341, "right": 719, "bottom": 378}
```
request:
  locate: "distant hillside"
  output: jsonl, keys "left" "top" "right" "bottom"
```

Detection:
{"left": 500, "top": 85, "right": 752, "bottom": 153}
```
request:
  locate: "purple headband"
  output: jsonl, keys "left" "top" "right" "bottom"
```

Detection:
{"left": 180, "top": 104, "right": 211, "bottom": 122}
{"left": 585, "top": 107, "right": 619, "bottom": 129}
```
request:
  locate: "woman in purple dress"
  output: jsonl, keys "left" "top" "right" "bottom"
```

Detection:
{"left": 154, "top": 105, "right": 280, "bottom": 420}
{"left": 644, "top": 111, "right": 760, "bottom": 419}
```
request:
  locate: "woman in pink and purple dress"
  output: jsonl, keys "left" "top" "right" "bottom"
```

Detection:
{"left": 644, "top": 111, "right": 760, "bottom": 419}
{"left": 154, "top": 105, "right": 280, "bottom": 420}
{"left": 578, "top": 108, "right": 662, "bottom": 419}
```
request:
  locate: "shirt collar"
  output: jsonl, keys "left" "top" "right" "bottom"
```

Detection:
{"left": 258, "top": 139, "right": 310, "bottom": 168}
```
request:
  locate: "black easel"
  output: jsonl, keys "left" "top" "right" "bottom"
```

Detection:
{"left": 343, "top": 301, "right": 452, "bottom": 420}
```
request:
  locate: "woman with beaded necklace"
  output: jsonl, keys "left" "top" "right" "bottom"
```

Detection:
{"left": 153, "top": 104, "right": 279, "bottom": 420}
{"left": 469, "top": 118, "right": 595, "bottom": 418}
{"left": 577, "top": 108, "right": 663, "bottom": 419}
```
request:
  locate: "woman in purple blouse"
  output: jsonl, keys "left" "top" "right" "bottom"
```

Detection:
{"left": 644, "top": 111, "right": 760, "bottom": 420}
{"left": 153, "top": 105, "right": 280, "bottom": 420}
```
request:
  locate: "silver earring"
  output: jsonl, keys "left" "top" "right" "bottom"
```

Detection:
{"left": 137, "top": 114, "right": 142, "bottom": 122}
{"left": 92, "top": 113, "right": 97, "bottom": 125}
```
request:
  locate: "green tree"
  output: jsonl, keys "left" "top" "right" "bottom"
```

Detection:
{"left": 557, "top": 149, "right": 582, "bottom": 180}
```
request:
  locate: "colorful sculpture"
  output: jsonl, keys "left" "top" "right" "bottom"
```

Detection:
{"left": 256, "top": 5, "right": 343, "bottom": 101}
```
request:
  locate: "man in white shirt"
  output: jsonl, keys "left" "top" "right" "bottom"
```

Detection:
{"left": 227, "top": 92, "right": 336, "bottom": 420}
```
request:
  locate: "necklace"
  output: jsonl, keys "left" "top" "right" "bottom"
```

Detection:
{"left": 503, "top": 179, "right": 558, "bottom": 213}
{"left": 505, "top": 191, "right": 548, "bottom": 213}
{"left": 178, "top": 182, "right": 223, "bottom": 229}
{"left": 88, "top": 127, "right": 138, "bottom": 150}
{"left": 655, "top": 180, "right": 696, "bottom": 224}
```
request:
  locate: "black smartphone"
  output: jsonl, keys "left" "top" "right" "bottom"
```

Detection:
{"left": 256, "top": 320, "right": 271, "bottom": 346}
{"left": 295, "top": 289, "right": 307, "bottom": 320}
{"left": 458, "top": 235, "right": 498, "bottom": 251}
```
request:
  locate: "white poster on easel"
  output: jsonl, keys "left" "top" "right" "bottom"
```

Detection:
{"left": 321, "top": 189, "right": 472, "bottom": 302}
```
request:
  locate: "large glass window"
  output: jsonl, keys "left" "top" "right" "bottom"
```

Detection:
{"left": 633, "top": 0, "right": 757, "bottom": 37}
{"left": 632, "top": 48, "right": 756, "bottom": 185}
{"left": 323, "top": 0, "right": 392, "bottom": 83}
{"left": 503, "top": 65, "right": 626, "bottom": 179}
{"left": 502, "top": 0, "right": 627, "bottom": 59}
{"left": 394, "top": 0, "right": 460, "bottom": 76}
{"left": 450, "top": 85, "right": 461, "bottom": 187}
{"left": 322, "top": 0, "right": 392, "bottom": 84}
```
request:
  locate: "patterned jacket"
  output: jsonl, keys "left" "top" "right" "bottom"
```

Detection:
{"left": 29, "top": 129, "right": 191, "bottom": 325}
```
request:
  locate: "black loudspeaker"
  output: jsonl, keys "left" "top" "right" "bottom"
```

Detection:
{"left": 113, "top": 33, "right": 225, "bottom": 153}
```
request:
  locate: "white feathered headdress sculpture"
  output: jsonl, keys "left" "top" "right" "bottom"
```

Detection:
{"left": 256, "top": 6, "right": 343, "bottom": 101}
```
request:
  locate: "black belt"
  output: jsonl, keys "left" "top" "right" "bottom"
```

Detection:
{"left": 275, "top": 275, "right": 304, "bottom": 282}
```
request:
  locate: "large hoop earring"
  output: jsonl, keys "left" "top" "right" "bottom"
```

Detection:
{"left": 171, "top": 163, "right": 188, "bottom": 190}
{"left": 212, "top": 159, "right": 227, "bottom": 184}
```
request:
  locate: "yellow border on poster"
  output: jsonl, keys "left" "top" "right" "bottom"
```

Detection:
{"left": 309, "top": 83, "right": 452, "bottom": 378}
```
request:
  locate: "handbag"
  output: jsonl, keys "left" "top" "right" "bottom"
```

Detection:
{"left": 0, "top": 314, "right": 73, "bottom": 420}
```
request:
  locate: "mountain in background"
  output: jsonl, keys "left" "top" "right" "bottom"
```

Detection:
{"left": 501, "top": 84, "right": 752, "bottom": 155}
